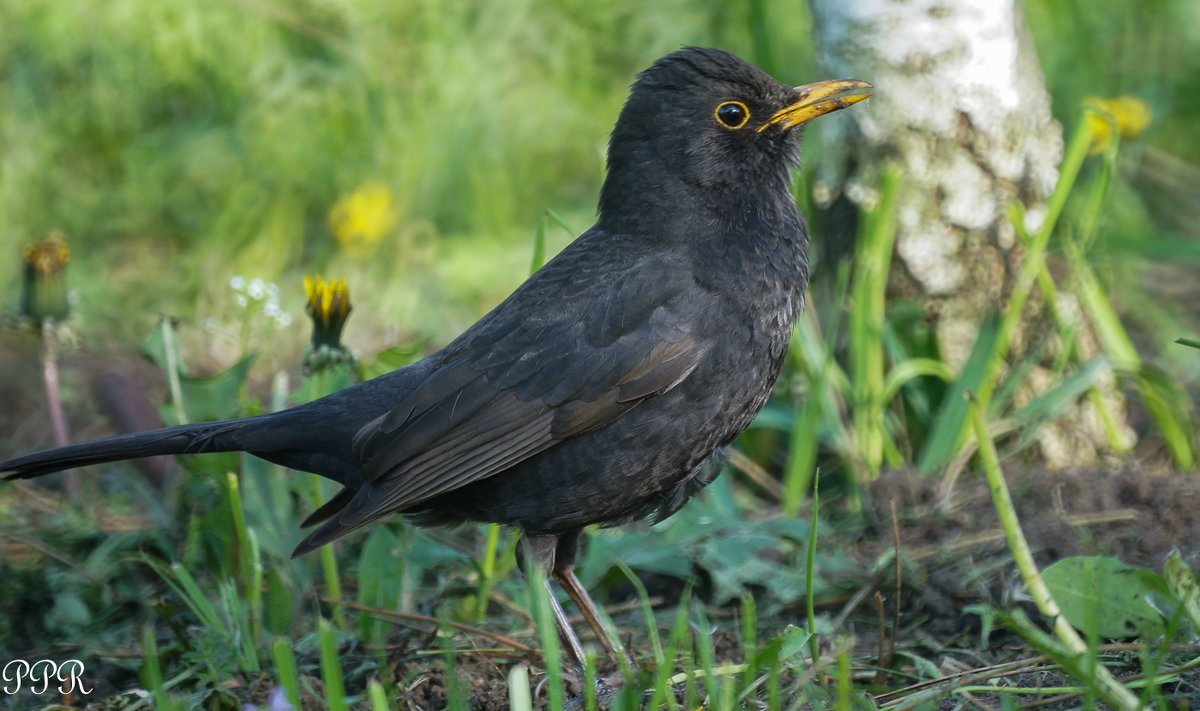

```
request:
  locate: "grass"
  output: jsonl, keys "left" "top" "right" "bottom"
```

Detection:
{"left": 3, "top": 0, "right": 1200, "bottom": 708}
{"left": 0, "top": 0, "right": 817, "bottom": 351}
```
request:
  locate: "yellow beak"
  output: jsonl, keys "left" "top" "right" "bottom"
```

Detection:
{"left": 757, "top": 79, "right": 872, "bottom": 133}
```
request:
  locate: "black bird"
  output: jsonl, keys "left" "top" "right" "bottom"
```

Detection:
{"left": 1, "top": 47, "right": 868, "bottom": 668}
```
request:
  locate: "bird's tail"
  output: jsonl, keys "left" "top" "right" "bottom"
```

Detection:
{"left": 1, "top": 415, "right": 281, "bottom": 480}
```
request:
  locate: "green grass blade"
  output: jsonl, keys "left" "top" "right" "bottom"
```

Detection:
{"left": 1006, "top": 357, "right": 1113, "bottom": 454}
{"left": 217, "top": 580, "right": 259, "bottom": 672}
{"left": 740, "top": 594, "right": 757, "bottom": 691}
{"left": 1137, "top": 364, "right": 1197, "bottom": 469}
{"left": 973, "top": 109, "right": 1095, "bottom": 416}
{"left": 508, "top": 664, "right": 533, "bottom": 711}
{"left": 849, "top": 165, "right": 900, "bottom": 477}
{"left": 224, "top": 471, "right": 261, "bottom": 644}
{"left": 312, "top": 475, "right": 346, "bottom": 628}
{"left": 531, "top": 213, "right": 548, "bottom": 274}
{"left": 968, "top": 392, "right": 1140, "bottom": 710}
{"left": 1063, "top": 236, "right": 1140, "bottom": 370}
{"left": 140, "top": 625, "right": 170, "bottom": 711}
{"left": 441, "top": 616, "right": 468, "bottom": 711}
{"left": 583, "top": 652, "right": 599, "bottom": 711}
{"left": 878, "top": 357, "right": 956, "bottom": 405}
{"left": 531, "top": 209, "right": 574, "bottom": 274}
{"left": 167, "top": 561, "right": 223, "bottom": 631}
{"left": 782, "top": 397, "right": 822, "bottom": 517}
{"left": 368, "top": 679, "right": 391, "bottom": 711}
{"left": 618, "top": 560, "right": 664, "bottom": 663}
{"left": 834, "top": 647, "right": 852, "bottom": 711}
{"left": 318, "top": 617, "right": 348, "bottom": 711}
{"left": 916, "top": 315, "right": 1000, "bottom": 473}
{"left": 475, "top": 523, "right": 502, "bottom": 624}
{"left": 806, "top": 473, "right": 821, "bottom": 666}
{"left": 272, "top": 637, "right": 303, "bottom": 711}
{"left": 694, "top": 607, "right": 719, "bottom": 706}
{"left": 526, "top": 566, "right": 564, "bottom": 710}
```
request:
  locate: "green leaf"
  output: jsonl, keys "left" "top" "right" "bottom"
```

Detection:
{"left": 749, "top": 402, "right": 796, "bottom": 431}
{"left": 1162, "top": 550, "right": 1200, "bottom": 636}
{"left": 917, "top": 314, "right": 1000, "bottom": 473}
{"left": 174, "top": 354, "right": 258, "bottom": 423}
{"left": 141, "top": 319, "right": 189, "bottom": 376}
{"left": 1042, "top": 556, "right": 1170, "bottom": 639}
{"left": 1137, "top": 363, "right": 1197, "bottom": 469}
{"left": 238, "top": 454, "right": 303, "bottom": 560}
{"left": 357, "top": 526, "right": 401, "bottom": 642}
{"left": 1005, "top": 357, "right": 1113, "bottom": 454}
{"left": 578, "top": 474, "right": 840, "bottom": 606}
{"left": 264, "top": 567, "right": 294, "bottom": 635}
{"left": 777, "top": 625, "right": 813, "bottom": 661}
{"left": 358, "top": 340, "right": 426, "bottom": 381}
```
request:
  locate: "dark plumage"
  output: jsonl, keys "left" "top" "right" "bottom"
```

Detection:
{"left": 1, "top": 47, "right": 868, "bottom": 668}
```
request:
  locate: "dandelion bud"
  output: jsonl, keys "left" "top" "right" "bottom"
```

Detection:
{"left": 21, "top": 232, "right": 71, "bottom": 323}
{"left": 1085, "top": 96, "right": 1152, "bottom": 155}
{"left": 303, "top": 275, "right": 354, "bottom": 374}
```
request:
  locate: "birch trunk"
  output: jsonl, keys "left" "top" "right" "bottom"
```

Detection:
{"left": 807, "top": 0, "right": 1132, "bottom": 467}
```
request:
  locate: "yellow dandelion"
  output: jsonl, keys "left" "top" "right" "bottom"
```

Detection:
{"left": 23, "top": 231, "right": 71, "bottom": 276}
{"left": 1085, "top": 95, "right": 1152, "bottom": 155}
{"left": 302, "top": 275, "right": 355, "bottom": 375}
{"left": 304, "top": 275, "right": 352, "bottom": 334}
{"left": 21, "top": 232, "right": 71, "bottom": 322}
{"left": 327, "top": 182, "right": 396, "bottom": 257}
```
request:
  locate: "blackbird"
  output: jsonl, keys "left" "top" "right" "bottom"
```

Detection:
{"left": 1, "top": 47, "right": 868, "bottom": 668}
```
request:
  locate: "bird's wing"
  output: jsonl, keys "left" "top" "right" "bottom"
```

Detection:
{"left": 294, "top": 252, "right": 718, "bottom": 553}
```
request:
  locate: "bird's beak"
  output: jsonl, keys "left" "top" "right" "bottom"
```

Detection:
{"left": 757, "top": 79, "right": 872, "bottom": 133}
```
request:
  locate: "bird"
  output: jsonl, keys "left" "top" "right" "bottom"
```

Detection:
{"left": 1, "top": 47, "right": 869, "bottom": 670}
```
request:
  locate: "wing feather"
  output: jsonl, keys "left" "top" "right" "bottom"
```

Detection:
{"left": 295, "top": 250, "right": 721, "bottom": 555}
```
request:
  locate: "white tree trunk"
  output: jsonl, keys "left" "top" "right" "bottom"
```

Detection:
{"left": 807, "top": 0, "right": 1131, "bottom": 466}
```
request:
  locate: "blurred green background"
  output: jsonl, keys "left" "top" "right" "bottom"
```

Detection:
{"left": 3, "top": 0, "right": 1194, "bottom": 377}
{"left": 3, "top": 0, "right": 820, "bottom": 364}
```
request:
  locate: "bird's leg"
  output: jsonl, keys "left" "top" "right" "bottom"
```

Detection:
{"left": 518, "top": 534, "right": 587, "bottom": 671}
{"left": 551, "top": 531, "right": 634, "bottom": 670}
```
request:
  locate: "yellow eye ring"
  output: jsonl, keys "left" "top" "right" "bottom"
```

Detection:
{"left": 714, "top": 101, "right": 750, "bottom": 130}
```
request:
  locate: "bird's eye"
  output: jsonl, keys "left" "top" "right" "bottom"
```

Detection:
{"left": 714, "top": 101, "right": 750, "bottom": 130}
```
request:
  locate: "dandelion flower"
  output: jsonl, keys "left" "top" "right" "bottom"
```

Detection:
{"left": 1085, "top": 95, "right": 1152, "bottom": 155}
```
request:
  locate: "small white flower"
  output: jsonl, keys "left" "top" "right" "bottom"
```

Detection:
{"left": 230, "top": 275, "right": 246, "bottom": 291}
{"left": 248, "top": 279, "right": 267, "bottom": 301}
{"left": 236, "top": 294, "right": 248, "bottom": 308}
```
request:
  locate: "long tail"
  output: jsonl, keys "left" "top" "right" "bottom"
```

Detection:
{"left": 0, "top": 418, "right": 278, "bottom": 480}
{"left": 3, "top": 364, "right": 428, "bottom": 493}
{"left": 0, "top": 408, "right": 333, "bottom": 480}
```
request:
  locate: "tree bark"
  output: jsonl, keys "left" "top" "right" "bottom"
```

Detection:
{"left": 807, "top": 0, "right": 1132, "bottom": 467}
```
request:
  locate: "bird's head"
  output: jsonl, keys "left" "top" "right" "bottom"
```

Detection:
{"left": 599, "top": 47, "right": 869, "bottom": 226}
